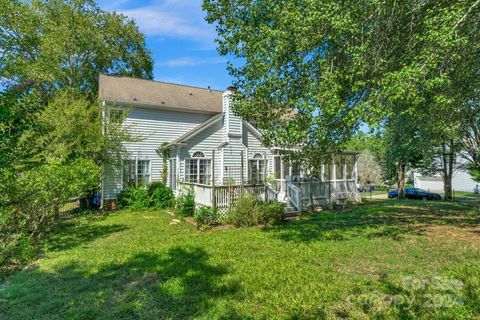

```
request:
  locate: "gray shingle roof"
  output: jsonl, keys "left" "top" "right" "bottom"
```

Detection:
{"left": 99, "top": 74, "right": 223, "bottom": 113}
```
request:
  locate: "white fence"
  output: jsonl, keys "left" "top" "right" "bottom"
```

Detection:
{"left": 287, "top": 180, "right": 359, "bottom": 211}
{"left": 178, "top": 182, "right": 271, "bottom": 215}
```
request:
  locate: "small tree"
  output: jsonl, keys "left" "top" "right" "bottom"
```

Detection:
{"left": 156, "top": 142, "right": 171, "bottom": 185}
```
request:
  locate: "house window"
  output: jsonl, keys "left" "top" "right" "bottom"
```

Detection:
{"left": 123, "top": 159, "right": 150, "bottom": 188}
{"left": 185, "top": 151, "right": 211, "bottom": 184}
{"left": 249, "top": 153, "right": 265, "bottom": 184}
{"left": 109, "top": 108, "right": 124, "bottom": 124}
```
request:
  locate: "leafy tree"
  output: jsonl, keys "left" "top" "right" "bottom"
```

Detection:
{"left": 203, "top": 0, "right": 480, "bottom": 178}
{"left": 0, "top": 0, "right": 153, "bottom": 99}
{"left": 379, "top": 113, "right": 431, "bottom": 199}
{"left": 460, "top": 90, "right": 480, "bottom": 182}
{"left": 0, "top": 0, "right": 153, "bottom": 272}
{"left": 344, "top": 132, "right": 383, "bottom": 186}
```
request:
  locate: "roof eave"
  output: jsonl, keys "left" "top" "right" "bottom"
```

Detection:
{"left": 100, "top": 98, "right": 221, "bottom": 115}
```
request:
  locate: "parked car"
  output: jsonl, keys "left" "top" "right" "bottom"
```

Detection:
{"left": 388, "top": 188, "right": 441, "bottom": 200}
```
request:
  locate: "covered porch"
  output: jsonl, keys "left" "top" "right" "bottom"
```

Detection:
{"left": 175, "top": 151, "right": 360, "bottom": 213}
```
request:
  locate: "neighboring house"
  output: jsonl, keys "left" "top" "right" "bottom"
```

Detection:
{"left": 413, "top": 169, "right": 478, "bottom": 193}
{"left": 413, "top": 156, "right": 478, "bottom": 193}
{"left": 99, "top": 75, "right": 360, "bottom": 212}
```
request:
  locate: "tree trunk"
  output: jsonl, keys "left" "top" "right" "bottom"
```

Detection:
{"left": 398, "top": 162, "right": 406, "bottom": 199}
{"left": 442, "top": 142, "right": 455, "bottom": 201}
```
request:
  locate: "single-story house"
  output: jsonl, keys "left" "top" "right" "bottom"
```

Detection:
{"left": 413, "top": 167, "right": 478, "bottom": 193}
{"left": 99, "top": 75, "right": 360, "bottom": 212}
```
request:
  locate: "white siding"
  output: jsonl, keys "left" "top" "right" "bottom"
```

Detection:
{"left": 103, "top": 104, "right": 213, "bottom": 199}
{"left": 222, "top": 136, "right": 248, "bottom": 184}
{"left": 178, "top": 119, "right": 224, "bottom": 185}
{"left": 414, "top": 169, "right": 478, "bottom": 193}
{"left": 103, "top": 163, "right": 122, "bottom": 200}
{"left": 223, "top": 92, "right": 242, "bottom": 138}
{"left": 452, "top": 170, "right": 478, "bottom": 192}
{"left": 242, "top": 123, "right": 273, "bottom": 178}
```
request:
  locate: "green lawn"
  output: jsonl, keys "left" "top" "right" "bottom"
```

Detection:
{"left": 1, "top": 201, "right": 479, "bottom": 319}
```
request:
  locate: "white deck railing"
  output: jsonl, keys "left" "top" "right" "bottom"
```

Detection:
{"left": 179, "top": 179, "right": 359, "bottom": 212}
{"left": 286, "top": 182, "right": 302, "bottom": 211}
{"left": 178, "top": 182, "right": 268, "bottom": 210}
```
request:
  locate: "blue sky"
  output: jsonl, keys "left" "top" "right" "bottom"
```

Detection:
{"left": 97, "top": 0, "right": 233, "bottom": 91}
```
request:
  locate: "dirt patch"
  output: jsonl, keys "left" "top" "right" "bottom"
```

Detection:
{"left": 424, "top": 225, "right": 480, "bottom": 243}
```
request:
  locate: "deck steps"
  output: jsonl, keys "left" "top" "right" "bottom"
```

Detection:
{"left": 283, "top": 202, "right": 299, "bottom": 215}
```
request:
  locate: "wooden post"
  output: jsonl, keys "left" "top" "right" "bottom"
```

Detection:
{"left": 240, "top": 150, "right": 244, "bottom": 196}
{"left": 212, "top": 150, "right": 216, "bottom": 208}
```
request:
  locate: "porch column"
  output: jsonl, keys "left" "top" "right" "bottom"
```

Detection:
{"left": 332, "top": 155, "right": 336, "bottom": 191}
{"left": 353, "top": 154, "right": 358, "bottom": 184}
{"left": 212, "top": 150, "right": 216, "bottom": 208}
{"left": 279, "top": 156, "right": 286, "bottom": 196}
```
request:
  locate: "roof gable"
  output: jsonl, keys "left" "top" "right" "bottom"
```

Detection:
{"left": 167, "top": 113, "right": 224, "bottom": 147}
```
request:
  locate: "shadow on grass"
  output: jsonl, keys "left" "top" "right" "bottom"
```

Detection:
{"left": 264, "top": 200, "right": 480, "bottom": 243}
{"left": 44, "top": 214, "right": 129, "bottom": 252}
{"left": 0, "top": 247, "right": 243, "bottom": 319}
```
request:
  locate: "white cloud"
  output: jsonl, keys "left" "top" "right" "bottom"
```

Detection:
{"left": 160, "top": 56, "right": 227, "bottom": 67}
{"left": 102, "top": 0, "right": 217, "bottom": 48}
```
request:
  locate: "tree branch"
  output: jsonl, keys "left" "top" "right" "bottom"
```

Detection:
{"left": 454, "top": 0, "right": 480, "bottom": 30}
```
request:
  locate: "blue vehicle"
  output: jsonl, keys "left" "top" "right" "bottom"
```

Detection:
{"left": 388, "top": 188, "right": 441, "bottom": 200}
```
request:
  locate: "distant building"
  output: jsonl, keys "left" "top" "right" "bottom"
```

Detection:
{"left": 413, "top": 168, "right": 477, "bottom": 192}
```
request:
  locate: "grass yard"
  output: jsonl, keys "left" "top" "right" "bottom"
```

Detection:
{"left": 1, "top": 200, "right": 479, "bottom": 319}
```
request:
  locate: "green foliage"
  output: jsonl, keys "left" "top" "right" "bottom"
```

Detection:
{"left": 226, "top": 195, "right": 258, "bottom": 227}
{"left": 203, "top": 0, "right": 480, "bottom": 178}
{"left": 175, "top": 189, "right": 195, "bottom": 217}
{"left": 0, "top": 158, "right": 100, "bottom": 273}
{"left": 1, "top": 200, "right": 480, "bottom": 317}
{"left": 117, "top": 182, "right": 174, "bottom": 211}
{"left": 226, "top": 195, "right": 285, "bottom": 227}
{"left": 118, "top": 187, "right": 149, "bottom": 211}
{"left": 0, "top": 0, "right": 154, "bottom": 273}
{"left": 148, "top": 182, "right": 174, "bottom": 209}
{"left": 0, "top": 0, "right": 153, "bottom": 99}
{"left": 194, "top": 206, "right": 220, "bottom": 227}
{"left": 468, "top": 164, "right": 480, "bottom": 183}
{"left": 256, "top": 202, "right": 285, "bottom": 226}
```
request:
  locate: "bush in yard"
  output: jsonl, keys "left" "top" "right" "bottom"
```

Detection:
{"left": 115, "top": 187, "right": 149, "bottom": 211}
{"left": 256, "top": 202, "right": 285, "bottom": 225}
{"left": 225, "top": 195, "right": 258, "bottom": 227}
{"left": 226, "top": 195, "right": 285, "bottom": 227}
{"left": 175, "top": 188, "right": 195, "bottom": 217}
{"left": 116, "top": 189, "right": 132, "bottom": 209}
{"left": 194, "top": 206, "right": 219, "bottom": 227}
{"left": 147, "top": 182, "right": 174, "bottom": 209}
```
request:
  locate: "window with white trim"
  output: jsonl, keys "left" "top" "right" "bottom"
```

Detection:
{"left": 108, "top": 108, "right": 124, "bottom": 124}
{"left": 185, "top": 151, "right": 211, "bottom": 184}
{"left": 123, "top": 159, "right": 150, "bottom": 188}
{"left": 249, "top": 153, "right": 265, "bottom": 184}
